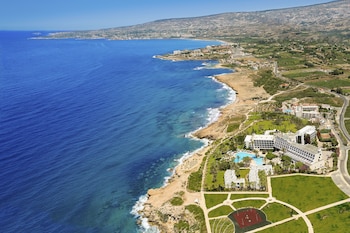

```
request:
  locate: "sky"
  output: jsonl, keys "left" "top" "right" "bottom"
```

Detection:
{"left": 0, "top": 0, "right": 334, "bottom": 30}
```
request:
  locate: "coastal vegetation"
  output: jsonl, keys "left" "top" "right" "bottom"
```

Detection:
{"left": 173, "top": 204, "right": 207, "bottom": 233}
{"left": 271, "top": 175, "right": 348, "bottom": 212}
{"left": 170, "top": 196, "right": 184, "bottom": 206}
{"left": 187, "top": 156, "right": 206, "bottom": 192}
{"left": 253, "top": 69, "right": 285, "bottom": 95}
{"left": 184, "top": 205, "right": 207, "bottom": 233}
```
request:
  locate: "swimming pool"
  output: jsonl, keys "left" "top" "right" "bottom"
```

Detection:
{"left": 234, "top": 151, "right": 264, "bottom": 166}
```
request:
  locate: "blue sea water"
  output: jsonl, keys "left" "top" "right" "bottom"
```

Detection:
{"left": 0, "top": 31, "right": 234, "bottom": 232}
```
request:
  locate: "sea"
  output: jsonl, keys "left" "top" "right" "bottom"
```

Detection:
{"left": 0, "top": 31, "right": 234, "bottom": 233}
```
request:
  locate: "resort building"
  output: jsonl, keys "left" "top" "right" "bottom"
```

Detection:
{"left": 248, "top": 165, "right": 273, "bottom": 190}
{"left": 224, "top": 170, "right": 245, "bottom": 189}
{"left": 245, "top": 126, "right": 325, "bottom": 170}
{"left": 282, "top": 102, "right": 320, "bottom": 121}
{"left": 295, "top": 125, "right": 316, "bottom": 144}
{"left": 244, "top": 134, "right": 275, "bottom": 150}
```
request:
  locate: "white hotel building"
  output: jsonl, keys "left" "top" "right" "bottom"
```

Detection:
{"left": 244, "top": 126, "right": 325, "bottom": 170}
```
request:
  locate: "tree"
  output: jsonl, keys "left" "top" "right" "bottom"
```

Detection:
{"left": 295, "top": 161, "right": 304, "bottom": 170}
{"left": 258, "top": 170, "right": 267, "bottom": 190}
{"left": 266, "top": 152, "right": 277, "bottom": 160}
{"left": 281, "top": 155, "right": 292, "bottom": 170}
{"left": 242, "top": 156, "right": 252, "bottom": 167}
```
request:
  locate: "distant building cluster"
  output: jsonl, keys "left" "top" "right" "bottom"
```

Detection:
{"left": 244, "top": 125, "right": 326, "bottom": 170}
{"left": 281, "top": 100, "right": 334, "bottom": 123}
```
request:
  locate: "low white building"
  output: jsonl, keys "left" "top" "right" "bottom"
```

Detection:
{"left": 224, "top": 170, "right": 245, "bottom": 189}
{"left": 248, "top": 165, "right": 273, "bottom": 190}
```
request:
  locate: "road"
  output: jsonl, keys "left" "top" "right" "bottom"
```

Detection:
{"left": 331, "top": 93, "right": 350, "bottom": 195}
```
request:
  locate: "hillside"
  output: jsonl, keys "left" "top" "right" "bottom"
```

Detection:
{"left": 49, "top": 0, "right": 350, "bottom": 41}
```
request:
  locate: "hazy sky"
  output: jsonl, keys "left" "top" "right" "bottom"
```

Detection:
{"left": 1, "top": 0, "right": 334, "bottom": 30}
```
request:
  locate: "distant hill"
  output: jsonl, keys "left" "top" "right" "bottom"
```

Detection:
{"left": 49, "top": 0, "right": 349, "bottom": 41}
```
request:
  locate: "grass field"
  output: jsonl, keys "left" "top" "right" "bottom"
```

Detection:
{"left": 348, "top": 150, "right": 350, "bottom": 177}
{"left": 258, "top": 218, "right": 308, "bottom": 233}
{"left": 271, "top": 175, "right": 348, "bottom": 212}
{"left": 230, "top": 193, "right": 269, "bottom": 200}
{"left": 262, "top": 203, "right": 295, "bottom": 222}
{"left": 308, "top": 202, "right": 350, "bottom": 233}
{"left": 210, "top": 218, "right": 235, "bottom": 233}
{"left": 345, "top": 120, "right": 350, "bottom": 139}
{"left": 208, "top": 205, "right": 233, "bottom": 218}
{"left": 205, "top": 194, "right": 228, "bottom": 209}
{"left": 232, "top": 200, "right": 266, "bottom": 210}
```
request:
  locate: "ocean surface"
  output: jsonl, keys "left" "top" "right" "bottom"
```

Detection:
{"left": 0, "top": 31, "right": 234, "bottom": 232}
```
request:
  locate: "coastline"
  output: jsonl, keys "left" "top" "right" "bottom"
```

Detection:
{"left": 137, "top": 62, "right": 270, "bottom": 232}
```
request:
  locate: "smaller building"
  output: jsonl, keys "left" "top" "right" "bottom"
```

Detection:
{"left": 224, "top": 170, "right": 245, "bottom": 189}
{"left": 295, "top": 125, "right": 316, "bottom": 144}
{"left": 248, "top": 165, "right": 273, "bottom": 190}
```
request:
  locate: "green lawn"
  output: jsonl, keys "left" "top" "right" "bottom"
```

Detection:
{"left": 258, "top": 218, "right": 308, "bottom": 233}
{"left": 344, "top": 106, "right": 350, "bottom": 118}
{"left": 271, "top": 175, "right": 348, "bottom": 212}
{"left": 262, "top": 203, "right": 295, "bottom": 222}
{"left": 345, "top": 120, "right": 350, "bottom": 138}
{"left": 348, "top": 150, "right": 350, "bottom": 177}
{"left": 308, "top": 202, "right": 350, "bottom": 233}
{"left": 230, "top": 194, "right": 269, "bottom": 200}
{"left": 245, "top": 119, "right": 299, "bottom": 134}
{"left": 210, "top": 218, "right": 235, "bottom": 233}
{"left": 208, "top": 205, "right": 233, "bottom": 218}
{"left": 205, "top": 194, "right": 228, "bottom": 209}
{"left": 232, "top": 200, "right": 266, "bottom": 209}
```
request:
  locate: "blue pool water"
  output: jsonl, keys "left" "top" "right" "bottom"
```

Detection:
{"left": 234, "top": 152, "right": 264, "bottom": 166}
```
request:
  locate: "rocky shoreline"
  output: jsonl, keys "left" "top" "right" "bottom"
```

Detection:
{"left": 138, "top": 63, "right": 270, "bottom": 232}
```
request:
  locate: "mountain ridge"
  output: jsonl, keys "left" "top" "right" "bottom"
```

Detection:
{"left": 49, "top": 0, "right": 349, "bottom": 41}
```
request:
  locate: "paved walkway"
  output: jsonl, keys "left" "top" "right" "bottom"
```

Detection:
{"left": 202, "top": 174, "right": 350, "bottom": 233}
